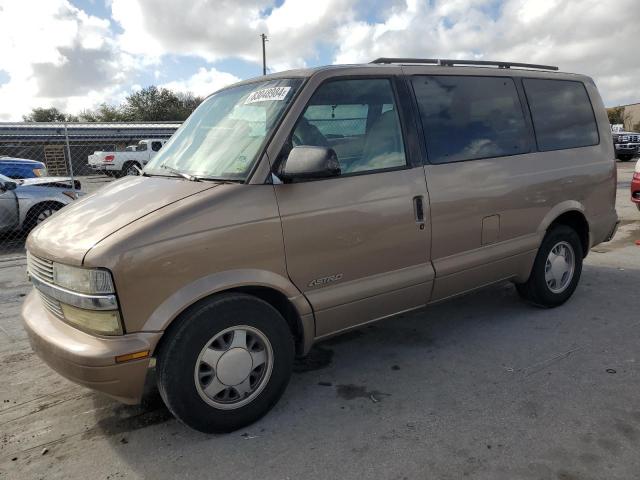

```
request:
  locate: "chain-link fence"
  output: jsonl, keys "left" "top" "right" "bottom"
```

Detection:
{"left": 0, "top": 122, "right": 180, "bottom": 256}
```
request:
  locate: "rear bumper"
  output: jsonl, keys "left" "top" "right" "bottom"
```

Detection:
{"left": 590, "top": 210, "right": 619, "bottom": 246}
{"left": 89, "top": 164, "right": 118, "bottom": 171}
{"left": 21, "top": 290, "right": 162, "bottom": 404}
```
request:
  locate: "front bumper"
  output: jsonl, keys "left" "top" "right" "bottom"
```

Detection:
{"left": 615, "top": 143, "right": 640, "bottom": 153}
{"left": 22, "top": 290, "right": 162, "bottom": 404}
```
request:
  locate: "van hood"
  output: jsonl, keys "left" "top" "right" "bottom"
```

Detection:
{"left": 27, "top": 175, "right": 220, "bottom": 264}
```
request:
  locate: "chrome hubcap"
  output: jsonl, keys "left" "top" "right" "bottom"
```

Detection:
{"left": 194, "top": 326, "right": 272, "bottom": 410}
{"left": 544, "top": 241, "right": 575, "bottom": 293}
{"left": 126, "top": 166, "right": 139, "bottom": 175}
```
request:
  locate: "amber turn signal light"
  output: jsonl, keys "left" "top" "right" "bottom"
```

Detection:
{"left": 115, "top": 350, "right": 150, "bottom": 363}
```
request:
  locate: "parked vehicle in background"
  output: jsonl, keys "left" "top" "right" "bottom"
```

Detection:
{"left": 88, "top": 139, "right": 166, "bottom": 177}
{"left": 611, "top": 129, "right": 640, "bottom": 161}
{"left": 632, "top": 159, "right": 640, "bottom": 211}
{"left": 0, "top": 173, "right": 84, "bottom": 234}
{"left": 23, "top": 59, "right": 618, "bottom": 434}
{"left": 0, "top": 156, "right": 47, "bottom": 179}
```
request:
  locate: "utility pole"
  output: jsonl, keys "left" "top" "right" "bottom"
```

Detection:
{"left": 260, "top": 33, "right": 268, "bottom": 75}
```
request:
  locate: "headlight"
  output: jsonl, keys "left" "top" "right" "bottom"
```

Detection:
{"left": 62, "top": 190, "right": 85, "bottom": 200}
{"left": 53, "top": 263, "right": 115, "bottom": 294}
{"left": 60, "top": 304, "right": 123, "bottom": 335}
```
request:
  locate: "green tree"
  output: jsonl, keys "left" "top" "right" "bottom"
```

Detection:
{"left": 122, "top": 86, "right": 203, "bottom": 121}
{"left": 22, "top": 107, "right": 78, "bottom": 122}
{"left": 78, "top": 103, "right": 127, "bottom": 122}
{"left": 607, "top": 106, "right": 625, "bottom": 125}
{"left": 23, "top": 86, "right": 203, "bottom": 123}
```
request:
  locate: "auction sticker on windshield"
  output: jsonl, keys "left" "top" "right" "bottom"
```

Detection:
{"left": 245, "top": 87, "right": 291, "bottom": 104}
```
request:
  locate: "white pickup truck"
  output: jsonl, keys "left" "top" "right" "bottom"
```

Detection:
{"left": 88, "top": 139, "right": 167, "bottom": 177}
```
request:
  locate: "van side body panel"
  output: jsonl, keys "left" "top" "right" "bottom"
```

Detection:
{"left": 402, "top": 66, "right": 616, "bottom": 301}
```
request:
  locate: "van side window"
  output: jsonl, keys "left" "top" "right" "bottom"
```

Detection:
{"left": 412, "top": 76, "right": 529, "bottom": 164}
{"left": 151, "top": 141, "right": 163, "bottom": 152}
{"left": 523, "top": 79, "right": 599, "bottom": 151}
{"left": 291, "top": 79, "right": 406, "bottom": 174}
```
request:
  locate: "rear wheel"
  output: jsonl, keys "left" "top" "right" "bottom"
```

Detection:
{"left": 516, "top": 225, "right": 583, "bottom": 308}
{"left": 156, "top": 293, "right": 294, "bottom": 433}
{"left": 121, "top": 162, "right": 141, "bottom": 177}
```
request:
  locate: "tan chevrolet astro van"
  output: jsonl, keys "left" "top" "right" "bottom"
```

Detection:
{"left": 22, "top": 59, "right": 619, "bottom": 433}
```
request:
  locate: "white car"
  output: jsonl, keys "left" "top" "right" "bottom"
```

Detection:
{"left": 88, "top": 139, "right": 166, "bottom": 177}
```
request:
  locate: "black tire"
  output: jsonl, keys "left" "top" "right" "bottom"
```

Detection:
{"left": 120, "top": 162, "right": 140, "bottom": 177}
{"left": 516, "top": 225, "right": 583, "bottom": 308}
{"left": 617, "top": 154, "right": 633, "bottom": 162}
{"left": 156, "top": 293, "right": 294, "bottom": 433}
{"left": 23, "top": 202, "right": 63, "bottom": 233}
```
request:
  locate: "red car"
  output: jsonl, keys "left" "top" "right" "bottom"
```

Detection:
{"left": 632, "top": 159, "right": 640, "bottom": 211}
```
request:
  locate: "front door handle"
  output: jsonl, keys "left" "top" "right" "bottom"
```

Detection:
{"left": 413, "top": 196, "right": 425, "bottom": 229}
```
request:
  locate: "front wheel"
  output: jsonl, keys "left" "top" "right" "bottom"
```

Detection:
{"left": 156, "top": 293, "right": 294, "bottom": 433}
{"left": 23, "top": 203, "right": 62, "bottom": 233}
{"left": 516, "top": 225, "right": 583, "bottom": 308}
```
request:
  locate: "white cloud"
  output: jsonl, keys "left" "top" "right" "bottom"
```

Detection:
{"left": 333, "top": 0, "right": 640, "bottom": 106}
{"left": 110, "top": 0, "right": 355, "bottom": 67}
{"left": 0, "top": 0, "right": 137, "bottom": 120}
{"left": 160, "top": 67, "right": 240, "bottom": 97}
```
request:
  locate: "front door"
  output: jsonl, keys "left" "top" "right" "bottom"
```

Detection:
{"left": 273, "top": 78, "right": 433, "bottom": 337}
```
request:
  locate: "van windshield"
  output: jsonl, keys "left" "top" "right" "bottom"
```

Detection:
{"left": 145, "top": 78, "right": 302, "bottom": 181}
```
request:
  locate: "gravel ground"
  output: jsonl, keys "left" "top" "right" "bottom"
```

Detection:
{"left": 0, "top": 162, "right": 639, "bottom": 480}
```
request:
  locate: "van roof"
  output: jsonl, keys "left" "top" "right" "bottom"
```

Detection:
{"left": 219, "top": 59, "right": 592, "bottom": 94}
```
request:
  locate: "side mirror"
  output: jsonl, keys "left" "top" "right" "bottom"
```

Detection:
{"left": 1, "top": 180, "right": 17, "bottom": 192}
{"left": 280, "top": 146, "right": 341, "bottom": 182}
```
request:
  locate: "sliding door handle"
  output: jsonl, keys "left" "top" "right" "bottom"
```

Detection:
{"left": 413, "top": 195, "right": 425, "bottom": 229}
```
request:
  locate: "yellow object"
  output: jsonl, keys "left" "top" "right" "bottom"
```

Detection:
{"left": 60, "top": 303, "right": 122, "bottom": 335}
{"left": 115, "top": 350, "right": 150, "bottom": 363}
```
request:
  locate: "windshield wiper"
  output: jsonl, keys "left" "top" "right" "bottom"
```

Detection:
{"left": 193, "top": 176, "right": 244, "bottom": 184}
{"left": 160, "top": 164, "right": 200, "bottom": 182}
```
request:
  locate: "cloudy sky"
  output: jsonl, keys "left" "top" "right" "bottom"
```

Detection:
{"left": 0, "top": 0, "right": 638, "bottom": 121}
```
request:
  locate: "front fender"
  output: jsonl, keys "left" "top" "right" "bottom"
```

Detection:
{"left": 17, "top": 189, "right": 70, "bottom": 228}
{"left": 141, "top": 268, "right": 314, "bottom": 349}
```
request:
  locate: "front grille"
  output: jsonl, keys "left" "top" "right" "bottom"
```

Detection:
{"left": 631, "top": 134, "right": 640, "bottom": 143}
{"left": 27, "top": 252, "right": 54, "bottom": 283}
{"left": 38, "top": 291, "right": 64, "bottom": 320}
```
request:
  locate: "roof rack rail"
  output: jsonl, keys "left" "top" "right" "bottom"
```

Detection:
{"left": 370, "top": 58, "right": 559, "bottom": 71}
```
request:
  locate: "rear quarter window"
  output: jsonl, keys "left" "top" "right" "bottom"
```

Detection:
{"left": 523, "top": 78, "right": 599, "bottom": 151}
